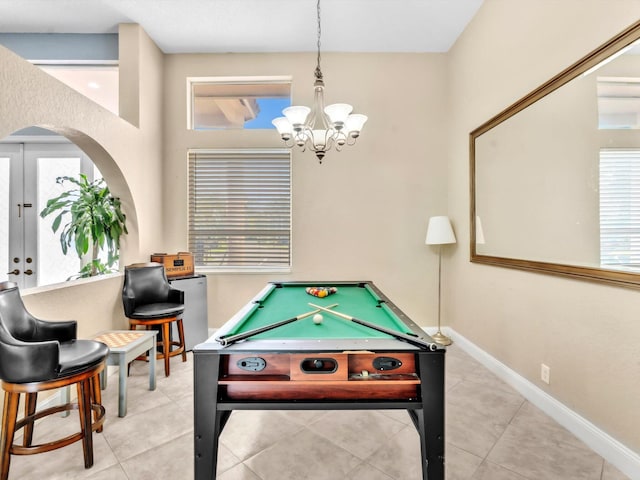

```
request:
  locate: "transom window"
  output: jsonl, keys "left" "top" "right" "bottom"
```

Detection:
{"left": 188, "top": 76, "right": 291, "bottom": 130}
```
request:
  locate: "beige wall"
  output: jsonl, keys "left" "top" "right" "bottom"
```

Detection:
{"left": 0, "top": 24, "right": 165, "bottom": 333}
{"left": 21, "top": 275, "right": 128, "bottom": 336}
{"left": 475, "top": 74, "right": 600, "bottom": 265}
{"left": 1, "top": 0, "right": 639, "bottom": 463}
{"left": 0, "top": 28, "right": 449, "bottom": 369}
{"left": 162, "top": 52, "right": 450, "bottom": 328}
{"left": 448, "top": 0, "right": 640, "bottom": 454}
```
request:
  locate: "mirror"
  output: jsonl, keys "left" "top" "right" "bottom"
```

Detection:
{"left": 471, "top": 19, "right": 640, "bottom": 289}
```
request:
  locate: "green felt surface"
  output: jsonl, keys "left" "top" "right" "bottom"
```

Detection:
{"left": 228, "top": 283, "right": 411, "bottom": 340}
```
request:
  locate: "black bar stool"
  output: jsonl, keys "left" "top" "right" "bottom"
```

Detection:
{"left": 0, "top": 281, "right": 108, "bottom": 480}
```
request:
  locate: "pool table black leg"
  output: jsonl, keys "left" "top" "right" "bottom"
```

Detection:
{"left": 417, "top": 351, "right": 445, "bottom": 479}
{"left": 194, "top": 352, "right": 224, "bottom": 480}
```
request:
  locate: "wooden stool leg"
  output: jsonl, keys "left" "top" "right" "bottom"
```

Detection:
{"left": 1, "top": 391, "right": 20, "bottom": 480}
{"left": 23, "top": 392, "right": 37, "bottom": 447}
{"left": 177, "top": 319, "right": 187, "bottom": 362}
{"left": 161, "top": 322, "right": 171, "bottom": 376}
{"left": 90, "top": 374, "right": 103, "bottom": 433}
{"left": 76, "top": 380, "right": 94, "bottom": 468}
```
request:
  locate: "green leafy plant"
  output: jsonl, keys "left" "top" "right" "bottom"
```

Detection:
{"left": 40, "top": 174, "right": 128, "bottom": 279}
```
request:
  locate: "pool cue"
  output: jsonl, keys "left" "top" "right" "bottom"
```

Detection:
{"left": 308, "top": 303, "right": 438, "bottom": 351}
{"left": 216, "top": 303, "right": 339, "bottom": 347}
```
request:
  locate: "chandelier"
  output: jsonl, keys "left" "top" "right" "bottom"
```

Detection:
{"left": 272, "top": 0, "right": 367, "bottom": 163}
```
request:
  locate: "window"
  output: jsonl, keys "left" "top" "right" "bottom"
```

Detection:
{"left": 597, "top": 77, "right": 640, "bottom": 129}
{"left": 188, "top": 76, "right": 291, "bottom": 130}
{"left": 188, "top": 149, "right": 291, "bottom": 271}
{"left": 599, "top": 148, "right": 640, "bottom": 269}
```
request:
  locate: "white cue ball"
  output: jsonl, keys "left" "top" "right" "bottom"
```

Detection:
{"left": 313, "top": 313, "right": 323, "bottom": 324}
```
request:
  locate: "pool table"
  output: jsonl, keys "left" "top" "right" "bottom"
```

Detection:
{"left": 193, "top": 281, "right": 445, "bottom": 480}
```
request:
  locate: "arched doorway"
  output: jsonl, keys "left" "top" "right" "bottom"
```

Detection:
{"left": 0, "top": 126, "right": 135, "bottom": 288}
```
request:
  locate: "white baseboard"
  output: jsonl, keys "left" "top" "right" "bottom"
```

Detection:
{"left": 425, "top": 327, "right": 640, "bottom": 479}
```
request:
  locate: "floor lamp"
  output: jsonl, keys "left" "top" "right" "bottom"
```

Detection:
{"left": 425, "top": 215, "right": 456, "bottom": 346}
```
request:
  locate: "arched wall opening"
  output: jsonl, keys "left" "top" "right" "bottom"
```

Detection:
{"left": 0, "top": 125, "right": 139, "bottom": 289}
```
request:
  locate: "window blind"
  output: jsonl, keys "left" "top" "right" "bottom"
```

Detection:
{"left": 599, "top": 148, "right": 640, "bottom": 268}
{"left": 188, "top": 149, "right": 291, "bottom": 269}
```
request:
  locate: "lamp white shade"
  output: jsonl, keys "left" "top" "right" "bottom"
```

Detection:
{"left": 476, "top": 215, "right": 486, "bottom": 245}
{"left": 425, "top": 216, "right": 456, "bottom": 245}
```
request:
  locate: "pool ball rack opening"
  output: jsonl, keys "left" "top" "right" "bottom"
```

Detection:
{"left": 193, "top": 281, "right": 445, "bottom": 480}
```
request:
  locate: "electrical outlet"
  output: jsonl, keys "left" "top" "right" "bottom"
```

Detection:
{"left": 541, "top": 364, "right": 550, "bottom": 384}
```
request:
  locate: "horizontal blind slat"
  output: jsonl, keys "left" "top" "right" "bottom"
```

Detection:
{"left": 188, "top": 149, "right": 291, "bottom": 268}
{"left": 600, "top": 148, "right": 640, "bottom": 268}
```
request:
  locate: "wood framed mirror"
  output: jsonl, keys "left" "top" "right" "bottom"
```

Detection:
{"left": 470, "top": 19, "right": 640, "bottom": 289}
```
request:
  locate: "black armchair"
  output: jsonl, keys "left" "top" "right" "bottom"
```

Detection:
{"left": 0, "top": 281, "right": 108, "bottom": 480}
{"left": 122, "top": 262, "right": 186, "bottom": 376}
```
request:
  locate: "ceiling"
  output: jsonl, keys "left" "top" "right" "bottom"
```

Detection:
{"left": 0, "top": 0, "right": 484, "bottom": 54}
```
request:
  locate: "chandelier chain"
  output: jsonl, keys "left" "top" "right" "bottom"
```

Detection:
{"left": 315, "top": 0, "right": 323, "bottom": 82}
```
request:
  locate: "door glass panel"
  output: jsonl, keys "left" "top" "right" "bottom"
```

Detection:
{"left": 1, "top": 138, "right": 112, "bottom": 289}
{"left": 37, "top": 157, "right": 82, "bottom": 285}
{"left": 0, "top": 158, "right": 9, "bottom": 283}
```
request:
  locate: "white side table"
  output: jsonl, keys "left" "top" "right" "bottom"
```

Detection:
{"left": 93, "top": 330, "right": 157, "bottom": 417}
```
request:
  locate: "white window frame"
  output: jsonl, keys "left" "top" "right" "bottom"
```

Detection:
{"left": 186, "top": 75, "right": 292, "bottom": 131}
{"left": 188, "top": 148, "right": 292, "bottom": 273}
{"left": 599, "top": 148, "right": 640, "bottom": 270}
{"left": 0, "top": 138, "right": 106, "bottom": 289}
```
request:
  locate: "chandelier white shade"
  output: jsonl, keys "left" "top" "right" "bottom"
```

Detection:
{"left": 272, "top": 0, "right": 367, "bottom": 162}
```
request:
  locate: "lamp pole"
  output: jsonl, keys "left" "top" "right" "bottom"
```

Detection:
{"left": 431, "top": 244, "right": 451, "bottom": 345}
{"left": 425, "top": 215, "right": 456, "bottom": 346}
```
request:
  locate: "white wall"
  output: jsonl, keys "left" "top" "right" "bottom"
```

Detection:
{"left": 447, "top": 0, "right": 640, "bottom": 455}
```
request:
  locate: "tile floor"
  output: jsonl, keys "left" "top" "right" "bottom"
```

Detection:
{"left": 5, "top": 344, "right": 631, "bottom": 480}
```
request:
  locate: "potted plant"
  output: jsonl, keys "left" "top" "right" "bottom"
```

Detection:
{"left": 40, "top": 174, "right": 128, "bottom": 278}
